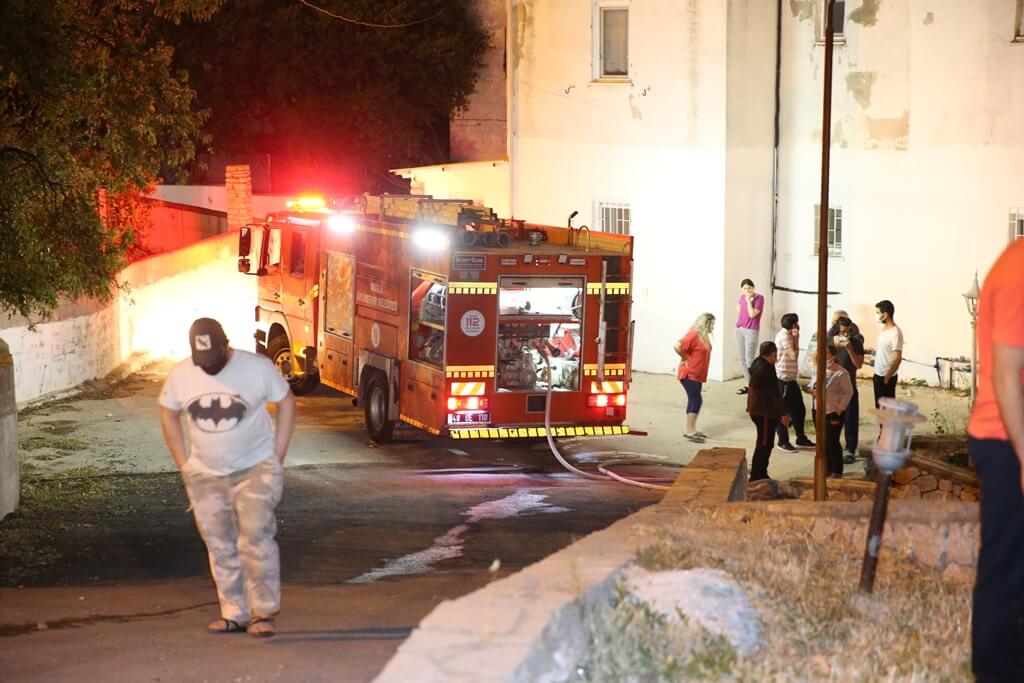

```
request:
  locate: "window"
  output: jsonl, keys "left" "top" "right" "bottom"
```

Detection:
{"left": 817, "top": 0, "right": 845, "bottom": 42}
{"left": 594, "top": 5, "right": 628, "bottom": 79}
{"left": 409, "top": 270, "right": 446, "bottom": 368}
{"left": 266, "top": 227, "right": 282, "bottom": 272}
{"left": 1017, "top": 0, "right": 1024, "bottom": 40}
{"left": 324, "top": 251, "right": 354, "bottom": 338}
{"left": 1009, "top": 208, "right": 1024, "bottom": 242}
{"left": 813, "top": 205, "right": 843, "bottom": 256}
{"left": 496, "top": 277, "right": 583, "bottom": 392}
{"left": 289, "top": 230, "right": 306, "bottom": 276}
{"left": 595, "top": 202, "right": 631, "bottom": 235}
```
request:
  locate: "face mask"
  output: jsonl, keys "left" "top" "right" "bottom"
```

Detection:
{"left": 198, "top": 349, "right": 229, "bottom": 375}
{"left": 877, "top": 315, "right": 885, "bottom": 324}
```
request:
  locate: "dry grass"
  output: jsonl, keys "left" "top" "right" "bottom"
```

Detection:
{"left": 578, "top": 510, "right": 971, "bottom": 682}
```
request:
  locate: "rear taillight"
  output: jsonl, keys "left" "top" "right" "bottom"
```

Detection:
{"left": 587, "top": 394, "right": 626, "bottom": 407}
{"left": 447, "top": 396, "right": 490, "bottom": 411}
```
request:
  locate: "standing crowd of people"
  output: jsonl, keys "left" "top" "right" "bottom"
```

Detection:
{"left": 674, "top": 278, "right": 905, "bottom": 483}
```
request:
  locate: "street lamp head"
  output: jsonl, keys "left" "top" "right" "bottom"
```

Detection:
{"left": 963, "top": 271, "right": 980, "bottom": 318}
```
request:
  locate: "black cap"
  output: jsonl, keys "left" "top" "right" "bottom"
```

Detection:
{"left": 188, "top": 318, "right": 228, "bottom": 365}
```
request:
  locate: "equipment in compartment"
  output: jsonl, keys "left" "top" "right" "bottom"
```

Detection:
{"left": 496, "top": 321, "right": 579, "bottom": 392}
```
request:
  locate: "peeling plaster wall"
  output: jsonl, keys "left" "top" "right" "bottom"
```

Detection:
{"left": 774, "top": 0, "right": 1024, "bottom": 383}
{"left": 5, "top": 234, "right": 257, "bottom": 405}
{"left": 508, "top": 0, "right": 734, "bottom": 379}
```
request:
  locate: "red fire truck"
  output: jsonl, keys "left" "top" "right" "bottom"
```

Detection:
{"left": 237, "top": 194, "right": 635, "bottom": 442}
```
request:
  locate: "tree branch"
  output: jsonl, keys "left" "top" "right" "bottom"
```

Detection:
{"left": 295, "top": 0, "right": 444, "bottom": 28}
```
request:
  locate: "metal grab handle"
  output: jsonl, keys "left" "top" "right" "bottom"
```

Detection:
{"left": 298, "top": 298, "right": 305, "bottom": 306}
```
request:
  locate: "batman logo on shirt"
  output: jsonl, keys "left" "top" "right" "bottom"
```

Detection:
{"left": 186, "top": 393, "right": 249, "bottom": 433}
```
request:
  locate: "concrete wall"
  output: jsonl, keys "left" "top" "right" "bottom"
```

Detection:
{"left": 774, "top": 0, "right": 1024, "bottom": 382}
{"left": 145, "top": 201, "right": 226, "bottom": 254}
{"left": 3, "top": 233, "right": 258, "bottom": 405}
{"left": 394, "top": 161, "right": 511, "bottom": 218}
{"left": 150, "top": 185, "right": 293, "bottom": 222}
{"left": 0, "top": 339, "right": 17, "bottom": 519}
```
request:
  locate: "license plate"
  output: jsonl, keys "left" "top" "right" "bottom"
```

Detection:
{"left": 448, "top": 411, "right": 491, "bottom": 424}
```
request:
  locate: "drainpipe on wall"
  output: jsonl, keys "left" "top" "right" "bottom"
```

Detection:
{"left": 506, "top": 0, "right": 517, "bottom": 219}
{"left": 768, "top": 0, "right": 783, "bottom": 329}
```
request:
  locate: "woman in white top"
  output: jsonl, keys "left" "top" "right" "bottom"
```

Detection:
{"left": 804, "top": 344, "right": 854, "bottom": 478}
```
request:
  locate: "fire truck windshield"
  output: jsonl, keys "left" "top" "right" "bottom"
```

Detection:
{"left": 496, "top": 277, "right": 582, "bottom": 393}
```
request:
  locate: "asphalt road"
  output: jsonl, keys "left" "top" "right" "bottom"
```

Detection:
{"left": 1, "top": 368, "right": 669, "bottom": 682}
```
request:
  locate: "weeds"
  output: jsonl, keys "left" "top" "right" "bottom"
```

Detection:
{"left": 577, "top": 511, "right": 971, "bottom": 681}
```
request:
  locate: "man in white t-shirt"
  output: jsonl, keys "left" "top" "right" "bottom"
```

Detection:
{"left": 159, "top": 318, "right": 296, "bottom": 637}
{"left": 872, "top": 299, "right": 904, "bottom": 409}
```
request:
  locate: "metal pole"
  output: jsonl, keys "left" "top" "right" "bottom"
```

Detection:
{"left": 859, "top": 471, "right": 893, "bottom": 592}
{"left": 970, "top": 317, "right": 977, "bottom": 407}
{"left": 814, "top": 0, "right": 836, "bottom": 502}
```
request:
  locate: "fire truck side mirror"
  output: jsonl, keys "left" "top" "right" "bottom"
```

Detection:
{"left": 238, "top": 226, "right": 253, "bottom": 258}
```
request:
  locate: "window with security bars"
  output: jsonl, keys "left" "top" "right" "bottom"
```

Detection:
{"left": 813, "top": 205, "right": 843, "bottom": 256}
{"left": 1010, "top": 208, "right": 1024, "bottom": 242}
{"left": 595, "top": 202, "right": 631, "bottom": 235}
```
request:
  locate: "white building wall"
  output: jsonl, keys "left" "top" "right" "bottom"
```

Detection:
{"left": 775, "top": 0, "right": 1024, "bottom": 383}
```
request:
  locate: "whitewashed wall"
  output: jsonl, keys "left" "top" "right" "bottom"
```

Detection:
{"left": 396, "top": 160, "right": 511, "bottom": 218}
{"left": 150, "top": 185, "right": 292, "bottom": 221}
{"left": 4, "top": 234, "right": 258, "bottom": 405}
{"left": 774, "top": 0, "right": 1024, "bottom": 383}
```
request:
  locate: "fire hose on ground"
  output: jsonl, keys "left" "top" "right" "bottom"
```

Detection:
{"left": 539, "top": 351, "right": 678, "bottom": 492}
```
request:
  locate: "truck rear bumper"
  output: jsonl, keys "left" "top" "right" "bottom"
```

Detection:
{"left": 449, "top": 424, "right": 630, "bottom": 440}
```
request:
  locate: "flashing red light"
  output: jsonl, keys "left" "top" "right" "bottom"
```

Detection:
{"left": 588, "top": 393, "right": 626, "bottom": 408}
{"left": 448, "top": 396, "right": 489, "bottom": 411}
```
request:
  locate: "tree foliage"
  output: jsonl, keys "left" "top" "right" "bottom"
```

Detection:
{"left": 165, "top": 0, "right": 489, "bottom": 192}
{"left": 0, "top": 0, "right": 222, "bottom": 319}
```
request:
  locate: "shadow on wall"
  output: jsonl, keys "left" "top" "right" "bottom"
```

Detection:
{"left": 2, "top": 232, "right": 257, "bottom": 405}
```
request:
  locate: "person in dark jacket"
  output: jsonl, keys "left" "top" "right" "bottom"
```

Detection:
{"left": 747, "top": 341, "right": 790, "bottom": 482}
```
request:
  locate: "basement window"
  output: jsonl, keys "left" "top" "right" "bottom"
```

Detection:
{"left": 813, "top": 205, "right": 843, "bottom": 257}
{"left": 1009, "top": 208, "right": 1024, "bottom": 242}
{"left": 817, "top": 0, "right": 846, "bottom": 43}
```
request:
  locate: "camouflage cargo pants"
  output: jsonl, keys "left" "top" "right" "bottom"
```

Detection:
{"left": 182, "top": 455, "right": 284, "bottom": 624}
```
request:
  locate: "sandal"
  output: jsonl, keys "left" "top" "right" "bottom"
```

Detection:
{"left": 207, "top": 618, "right": 246, "bottom": 634}
{"left": 247, "top": 617, "right": 275, "bottom": 638}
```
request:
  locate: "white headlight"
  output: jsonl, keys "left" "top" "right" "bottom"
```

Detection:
{"left": 327, "top": 215, "right": 356, "bottom": 234}
{"left": 413, "top": 226, "right": 451, "bottom": 251}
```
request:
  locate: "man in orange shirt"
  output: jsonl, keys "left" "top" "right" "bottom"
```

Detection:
{"left": 967, "top": 239, "right": 1024, "bottom": 682}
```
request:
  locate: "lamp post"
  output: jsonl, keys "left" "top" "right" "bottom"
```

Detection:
{"left": 963, "top": 272, "right": 980, "bottom": 406}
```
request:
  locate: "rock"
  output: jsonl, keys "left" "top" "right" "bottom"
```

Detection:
{"left": 746, "top": 479, "right": 779, "bottom": 501}
{"left": 942, "top": 563, "right": 975, "bottom": 584}
{"left": 938, "top": 479, "right": 953, "bottom": 493}
{"left": 623, "top": 566, "right": 762, "bottom": 656}
{"left": 777, "top": 481, "right": 802, "bottom": 499}
{"left": 922, "top": 490, "right": 949, "bottom": 501}
{"left": 946, "top": 526, "right": 978, "bottom": 566}
{"left": 916, "top": 475, "right": 939, "bottom": 493}
{"left": 952, "top": 484, "right": 963, "bottom": 496}
{"left": 799, "top": 489, "right": 814, "bottom": 500}
{"left": 901, "top": 484, "right": 922, "bottom": 499}
{"left": 893, "top": 466, "right": 920, "bottom": 485}
{"left": 828, "top": 490, "right": 849, "bottom": 502}
{"left": 961, "top": 488, "right": 980, "bottom": 502}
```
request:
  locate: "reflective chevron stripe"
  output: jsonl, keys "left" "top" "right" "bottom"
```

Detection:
{"left": 590, "top": 381, "right": 624, "bottom": 394}
{"left": 449, "top": 425, "right": 630, "bottom": 439}
{"left": 583, "top": 364, "right": 627, "bottom": 376}
{"left": 450, "top": 381, "right": 486, "bottom": 396}
{"left": 446, "top": 365, "right": 495, "bottom": 379}
{"left": 399, "top": 415, "right": 441, "bottom": 435}
{"left": 449, "top": 282, "right": 497, "bottom": 295}
{"left": 586, "top": 283, "right": 631, "bottom": 295}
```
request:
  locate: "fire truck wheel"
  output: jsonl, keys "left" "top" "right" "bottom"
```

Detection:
{"left": 364, "top": 374, "right": 395, "bottom": 443}
{"left": 268, "top": 335, "right": 320, "bottom": 396}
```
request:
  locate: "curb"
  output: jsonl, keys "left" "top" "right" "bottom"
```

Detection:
{"left": 372, "top": 448, "right": 748, "bottom": 683}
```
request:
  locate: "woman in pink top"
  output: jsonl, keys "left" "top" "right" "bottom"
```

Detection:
{"left": 673, "top": 313, "right": 715, "bottom": 442}
{"left": 735, "top": 278, "right": 764, "bottom": 395}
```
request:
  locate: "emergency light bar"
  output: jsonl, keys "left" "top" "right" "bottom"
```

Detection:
{"left": 287, "top": 196, "right": 327, "bottom": 210}
{"left": 327, "top": 214, "right": 356, "bottom": 234}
